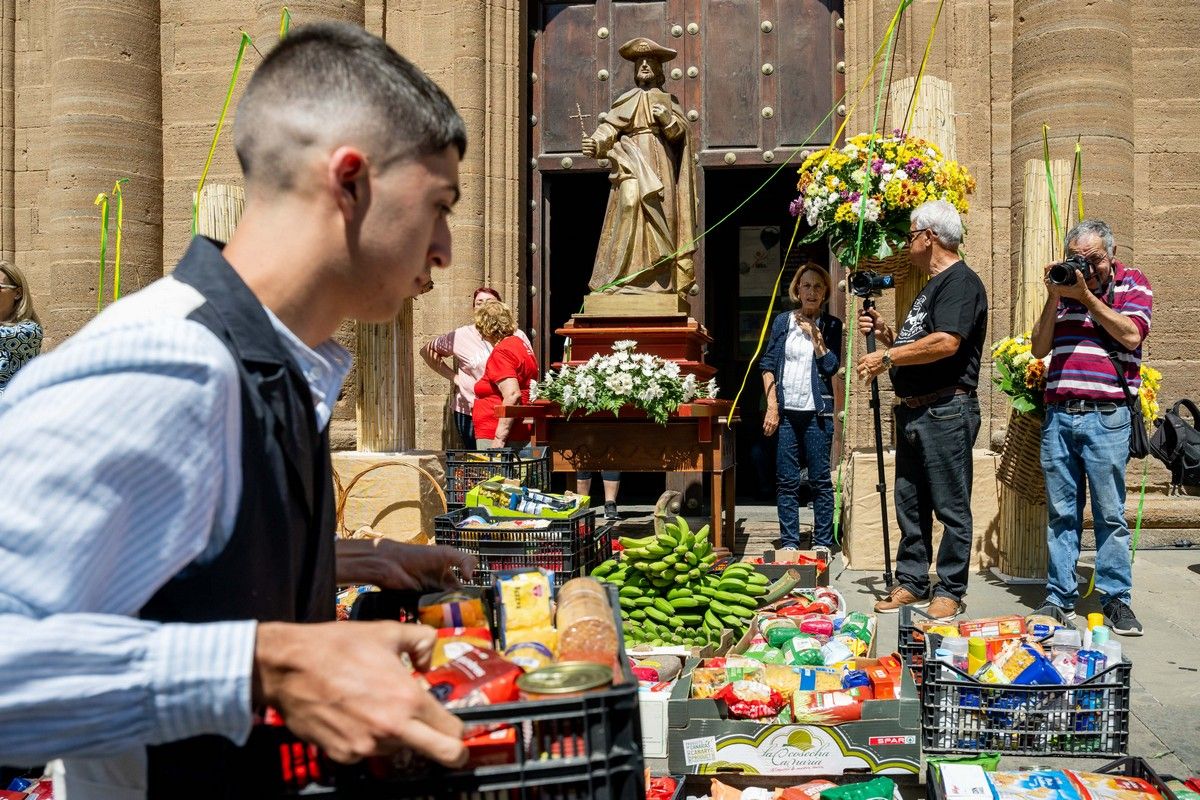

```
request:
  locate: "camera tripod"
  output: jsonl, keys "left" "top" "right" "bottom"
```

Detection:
{"left": 861, "top": 296, "right": 895, "bottom": 589}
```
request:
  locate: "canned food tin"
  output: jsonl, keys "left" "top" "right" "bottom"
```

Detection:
{"left": 516, "top": 662, "right": 612, "bottom": 700}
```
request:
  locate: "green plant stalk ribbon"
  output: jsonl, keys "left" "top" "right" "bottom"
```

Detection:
{"left": 111, "top": 178, "right": 129, "bottom": 302}
{"left": 280, "top": 7, "right": 291, "bottom": 39}
{"left": 193, "top": 32, "right": 252, "bottom": 237}
{"left": 94, "top": 193, "right": 109, "bottom": 313}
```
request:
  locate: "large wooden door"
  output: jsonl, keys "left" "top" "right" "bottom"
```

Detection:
{"left": 529, "top": 0, "right": 844, "bottom": 365}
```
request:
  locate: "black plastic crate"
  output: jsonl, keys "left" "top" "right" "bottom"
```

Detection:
{"left": 434, "top": 507, "right": 611, "bottom": 589}
{"left": 445, "top": 447, "right": 552, "bottom": 508}
{"left": 337, "top": 583, "right": 644, "bottom": 799}
{"left": 899, "top": 605, "right": 1074, "bottom": 687}
{"left": 927, "top": 756, "right": 1179, "bottom": 800}
{"left": 919, "top": 635, "right": 1132, "bottom": 757}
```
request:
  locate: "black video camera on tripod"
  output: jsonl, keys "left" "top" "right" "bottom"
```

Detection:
{"left": 848, "top": 268, "right": 897, "bottom": 587}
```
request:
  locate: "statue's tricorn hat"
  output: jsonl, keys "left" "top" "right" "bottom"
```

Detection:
{"left": 618, "top": 36, "right": 677, "bottom": 63}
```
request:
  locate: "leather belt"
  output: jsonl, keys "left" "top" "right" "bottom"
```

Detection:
{"left": 898, "top": 386, "right": 973, "bottom": 409}
{"left": 1051, "top": 399, "right": 1120, "bottom": 414}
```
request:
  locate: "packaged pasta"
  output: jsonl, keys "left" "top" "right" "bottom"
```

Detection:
{"left": 495, "top": 568, "right": 554, "bottom": 647}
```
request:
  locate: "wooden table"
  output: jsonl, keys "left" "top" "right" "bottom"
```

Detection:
{"left": 499, "top": 400, "right": 738, "bottom": 548}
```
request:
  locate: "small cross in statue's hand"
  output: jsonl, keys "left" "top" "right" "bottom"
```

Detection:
{"left": 569, "top": 103, "right": 592, "bottom": 137}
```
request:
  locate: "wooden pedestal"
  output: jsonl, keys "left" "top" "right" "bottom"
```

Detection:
{"left": 557, "top": 315, "right": 716, "bottom": 381}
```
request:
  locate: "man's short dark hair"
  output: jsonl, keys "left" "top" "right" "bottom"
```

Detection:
{"left": 234, "top": 22, "right": 467, "bottom": 190}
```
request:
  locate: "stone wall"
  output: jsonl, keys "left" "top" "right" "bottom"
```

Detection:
{"left": 0, "top": 1, "right": 1196, "bottom": 465}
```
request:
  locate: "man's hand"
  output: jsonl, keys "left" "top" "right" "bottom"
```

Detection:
{"left": 1044, "top": 263, "right": 1090, "bottom": 303}
{"left": 582, "top": 136, "right": 598, "bottom": 158}
{"left": 858, "top": 308, "right": 886, "bottom": 338}
{"left": 763, "top": 405, "right": 779, "bottom": 436}
{"left": 335, "top": 540, "right": 477, "bottom": 591}
{"left": 856, "top": 351, "right": 887, "bottom": 382}
{"left": 651, "top": 103, "right": 669, "bottom": 123}
{"left": 254, "top": 621, "right": 467, "bottom": 766}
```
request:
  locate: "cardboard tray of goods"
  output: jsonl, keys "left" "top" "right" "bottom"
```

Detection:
{"left": 664, "top": 656, "right": 921, "bottom": 778}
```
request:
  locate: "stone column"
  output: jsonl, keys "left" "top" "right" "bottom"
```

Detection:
{"left": 48, "top": 0, "right": 162, "bottom": 340}
{"left": 387, "top": 0, "right": 524, "bottom": 450}
{"left": 1011, "top": 0, "right": 1134, "bottom": 258}
{"left": 0, "top": 0, "right": 14, "bottom": 264}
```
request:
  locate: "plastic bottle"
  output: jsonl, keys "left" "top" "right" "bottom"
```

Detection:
{"left": 1098, "top": 639, "right": 1123, "bottom": 667}
{"left": 945, "top": 637, "right": 970, "bottom": 673}
{"left": 1091, "top": 625, "right": 1111, "bottom": 646}
{"left": 1084, "top": 612, "right": 1105, "bottom": 650}
{"left": 967, "top": 636, "right": 987, "bottom": 676}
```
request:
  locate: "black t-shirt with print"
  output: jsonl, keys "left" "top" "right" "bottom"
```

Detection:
{"left": 889, "top": 260, "right": 988, "bottom": 398}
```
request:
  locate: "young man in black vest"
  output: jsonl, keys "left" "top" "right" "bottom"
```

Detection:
{"left": 0, "top": 23, "right": 475, "bottom": 797}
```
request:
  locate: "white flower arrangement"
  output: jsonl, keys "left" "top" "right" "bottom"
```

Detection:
{"left": 530, "top": 340, "right": 717, "bottom": 424}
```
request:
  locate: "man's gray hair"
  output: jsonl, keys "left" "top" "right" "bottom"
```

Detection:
{"left": 234, "top": 22, "right": 467, "bottom": 191}
{"left": 910, "top": 200, "right": 964, "bottom": 249}
{"left": 1065, "top": 219, "right": 1115, "bottom": 258}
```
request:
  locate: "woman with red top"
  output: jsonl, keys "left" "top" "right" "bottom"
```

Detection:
{"left": 472, "top": 300, "right": 538, "bottom": 449}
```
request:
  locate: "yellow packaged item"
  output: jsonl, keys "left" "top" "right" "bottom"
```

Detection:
{"left": 504, "top": 641, "right": 556, "bottom": 672}
{"left": 495, "top": 568, "right": 554, "bottom": 645}
{"left": 503, "top": 625, "right": 558, "bottom": 656}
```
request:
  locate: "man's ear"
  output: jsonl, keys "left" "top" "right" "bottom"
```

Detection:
{"left": 329, "top": 146, "right": 368, "bottom": 221}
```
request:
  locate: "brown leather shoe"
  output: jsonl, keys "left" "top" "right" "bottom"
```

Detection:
{"left": 927, "top": 595, "right": 961, "bottom": 621}
{"left": 873, "top": 586, "right": 930, "bottom": 614}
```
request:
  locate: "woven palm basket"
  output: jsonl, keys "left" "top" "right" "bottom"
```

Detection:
{"left": 996, "top": 409, "right": 1047, "bottom": 505}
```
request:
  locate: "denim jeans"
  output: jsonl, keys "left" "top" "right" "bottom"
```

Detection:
{"left": 454, "top": 410, "right": 475, "bottom": 449}
{"left": 894, "top": 394, "right": 981, "bottom": 601}
{"left": 1041, "top": 404, "right": 1133, "bottom": 607}
{"left": 776, "top": 410, "right": 835, "bottom": 548}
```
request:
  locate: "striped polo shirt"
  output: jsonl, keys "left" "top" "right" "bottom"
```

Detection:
{"left": 1045, "top": 261, "right": 1152, "bottom": 403}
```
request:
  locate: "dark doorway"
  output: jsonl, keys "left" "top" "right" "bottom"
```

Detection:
{"left": 703, "top": 166, "right": 832, "bottom": 502}
{"left": 541, "top": 170, "right": 667, "bottom": 503}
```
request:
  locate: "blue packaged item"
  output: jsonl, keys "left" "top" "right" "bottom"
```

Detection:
{"left": 8, "top": 778, "right": 34, "bottom": 791}
{"left": 841, "top": 668, "right": 871, "bottom": 690}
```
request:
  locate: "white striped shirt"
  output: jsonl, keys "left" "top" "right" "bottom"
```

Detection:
{"left": 0, "top": 275, "right": 349, "bottom": 780}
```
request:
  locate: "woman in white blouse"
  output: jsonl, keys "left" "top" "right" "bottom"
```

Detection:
{"left": 759, "top": 262, "right": 843, "bottom": 549}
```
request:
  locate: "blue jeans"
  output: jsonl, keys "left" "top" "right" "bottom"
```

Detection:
{"left": 1041, "top": 404, "right": 1133, "bottom": 607}
{"left": 776, "top": 410, "right": 835, "bottom": 548}
{"left": 454, "top": 410, "right": 475, "bottom": 449}
{"left": 894, "top": 394, "right": 981, "bottom": 601}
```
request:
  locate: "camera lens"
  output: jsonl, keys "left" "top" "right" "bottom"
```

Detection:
{"left": 1048, "top": 263, "right": 1075, "bottom": 286}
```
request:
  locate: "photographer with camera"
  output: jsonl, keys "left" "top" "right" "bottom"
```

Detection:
{"left": 855, "top": 200, "right": 988, "bottom": 621}
{"left": 1030, "top": 219, "right": 1151, "bottom": 636}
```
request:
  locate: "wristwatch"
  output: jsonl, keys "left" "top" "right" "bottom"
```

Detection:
{"left": 881, "top": 349, "right": 893, "bottom": 370}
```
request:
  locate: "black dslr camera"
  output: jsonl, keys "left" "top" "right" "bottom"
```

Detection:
{"left": 1047, "top": 253, "right": 1095, "bottom": 287}
{"left": 848, "top": 270, "right": 895, "bottom": 298}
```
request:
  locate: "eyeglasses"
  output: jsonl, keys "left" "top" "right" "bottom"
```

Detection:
{"left": 906, "top": 228, "right": 929, "bottom": 245}
{"left": 0, "top": 284, "right": 17, "bottom": 291}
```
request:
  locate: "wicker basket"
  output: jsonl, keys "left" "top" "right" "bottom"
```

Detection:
{"left": 858, "top": 248, "right": 911, "bottom": 279}
{"left": 996, "top": 409, "right": 1046, "bottom": 504}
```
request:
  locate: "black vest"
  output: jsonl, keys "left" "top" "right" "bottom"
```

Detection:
{"left": 140, "top": 237, "right": 336, "bottom": 795}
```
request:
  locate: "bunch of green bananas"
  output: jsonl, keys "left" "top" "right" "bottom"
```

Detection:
{"left": 589, "top": 516, "right": 772, "bottom": 647}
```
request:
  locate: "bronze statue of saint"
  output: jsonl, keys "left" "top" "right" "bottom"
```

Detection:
{"left": 583, "top": 37, "right": 698, "bottom": 299}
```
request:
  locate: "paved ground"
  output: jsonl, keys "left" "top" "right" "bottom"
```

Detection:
{"left": 618, "top": 500, "right": 1200, "bottom": 778}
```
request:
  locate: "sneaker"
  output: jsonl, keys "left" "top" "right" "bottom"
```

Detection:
{"left": 603, "top": 501, "right": 620, "bottom": 521}
{"left": 1033, "top": 602, "right": 1077, "bottom": 622}
{"left": 1103, "top": 599, "right": 1143, "bottom": 636}
{"left": 927, "top": 595, "right": 962, "bottom": 621}
{"left": 873, "top": 585, "right": 930, "bottom": 614}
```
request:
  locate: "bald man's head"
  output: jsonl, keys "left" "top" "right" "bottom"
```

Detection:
{"left": 233, "top": 22, "right": 466, "bottom": 193}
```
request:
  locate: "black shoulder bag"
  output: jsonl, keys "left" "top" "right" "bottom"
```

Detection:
{"left": 1149, "top": 399, "right": 1200, "bottom": 490}
{"left": 1105, "top": 350, "right": 1151, "bottom": 460}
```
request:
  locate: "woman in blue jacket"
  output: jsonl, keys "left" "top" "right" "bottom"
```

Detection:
{"left": 759, "top": 262, "right": 842, "bottom": 548}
